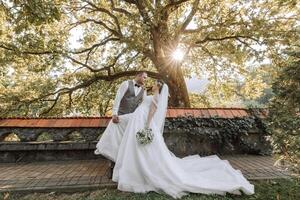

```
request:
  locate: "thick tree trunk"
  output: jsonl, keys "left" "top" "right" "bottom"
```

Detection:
{"left": 158, "top": 63, "right": 190, "bottom": 107}
{"left": 151, "top": 25, "right": 190, "bottom": 107}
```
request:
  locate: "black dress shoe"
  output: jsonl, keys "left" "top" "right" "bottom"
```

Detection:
{"left": 108, "top": 160, "right": 115, "bottom": 179}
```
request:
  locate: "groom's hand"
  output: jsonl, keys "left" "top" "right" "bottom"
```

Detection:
{"left": 112, "top": 115, "right": 119, "bottom": 123}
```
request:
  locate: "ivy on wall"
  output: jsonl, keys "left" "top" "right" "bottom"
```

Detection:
{"left": 164, "top": 115, "right": 272, "bottom": 155}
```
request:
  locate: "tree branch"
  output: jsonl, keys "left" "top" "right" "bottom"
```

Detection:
{"left": 109, "top": 0, "right": 132, "bottom": 17}
{"left": 66, "top": 50, "right": 124, "bottom": 73}
{"left": 135, "top": 1, "right": 153, "bottom": 27}
{"left": 0, "top": 43, "right": 61, "bottom": 55}
{"left": 194, "top": 35, "right": 261, "bottom": 45}
{"left": 165, "top": 0, "right": 190, "bottom": 8}
{"left": 183, "top": 21, "right": 244, "bottom": 34}
{"left": 121, "top": 0, "right": 137, "bottom": 5}
{"left": 39, "top": 94, "right": 61, "bottom": 115}
{"left": 83, "top": 0, "right": 122, "bottom": 35}
{"left": 70, "top": 35, "right": 119, "bottom": 54}
{"left": 72, "top": 18, "right": 121, "bottom": 37}
{"left": 25, "top": 70, "right": 160, "bottom": 116}
{"left": 162, "top": 0, "right": 190, "bottom": 18}
{"left": 179, "top": 0, "right": 199, "bottom": 32}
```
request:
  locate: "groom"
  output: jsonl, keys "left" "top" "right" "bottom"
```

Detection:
{"left": 111, "top": 71, "right": 148, "bottom": 124}
{"left": 95, "top": 72, "right": 147, "bottom": 174}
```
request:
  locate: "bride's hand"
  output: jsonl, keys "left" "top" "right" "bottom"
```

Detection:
{"left": 112, "top": 115, "right": 119, "bottom": 123}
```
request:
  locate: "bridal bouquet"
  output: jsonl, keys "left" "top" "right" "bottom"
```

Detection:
{"left": 136, "top": 127, "right": 154, "bottom": 145}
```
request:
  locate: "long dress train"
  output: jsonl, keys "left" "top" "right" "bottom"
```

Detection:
{"left": 111, "top": 95, "right": 254, "bottom": 199}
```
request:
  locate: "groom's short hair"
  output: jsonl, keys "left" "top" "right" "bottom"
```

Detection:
{"left": 136, "top": 71, "right": 147, "bottom": 77}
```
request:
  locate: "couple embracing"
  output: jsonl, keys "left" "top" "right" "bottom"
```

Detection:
{"left": 94, "top": 72, "right": 254, "bottom": 199}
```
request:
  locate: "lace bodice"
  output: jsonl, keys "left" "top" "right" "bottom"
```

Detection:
{"left": 141, "top": 95, "right": 159, "bottom": 107}
{"left": 142, "top": 95, "right": 153, "bottom": 105}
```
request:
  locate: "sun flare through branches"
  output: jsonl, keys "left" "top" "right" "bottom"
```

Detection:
{"left": 172, "top": 48, "right": 185, "bottom": 61}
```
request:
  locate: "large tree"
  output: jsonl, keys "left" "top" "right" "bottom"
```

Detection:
{"left": 0, "top": 0, "right": 299, "bottom": 116}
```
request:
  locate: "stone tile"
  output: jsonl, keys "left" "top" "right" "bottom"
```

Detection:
{"left": 0, "top": 156, "right": 293, "bottom": 192}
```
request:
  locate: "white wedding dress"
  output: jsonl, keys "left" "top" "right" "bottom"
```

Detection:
{"left": 102, "top": 84, "right": 254, "bottom": 198}
{"left": 94, "top": 112, "right": 132, "bottom": 162}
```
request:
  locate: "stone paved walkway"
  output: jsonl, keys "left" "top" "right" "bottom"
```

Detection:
{"left": 0, "top": 155, "right": 292, "bottom": 193}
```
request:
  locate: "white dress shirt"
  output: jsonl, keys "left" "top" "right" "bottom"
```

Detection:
{"left": 112, "top": 80, "right": 146, "bottom": 116}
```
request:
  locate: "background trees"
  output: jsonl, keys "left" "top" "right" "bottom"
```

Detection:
{"left": 0, "top": 0, "right": 299, "bottom": 116}
{"left": 266, "top": 48, "right": 300, "bottom": 173}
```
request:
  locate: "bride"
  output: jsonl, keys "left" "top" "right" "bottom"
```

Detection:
{"left": 101, "top": 80, "right": 254, "bottom": 198}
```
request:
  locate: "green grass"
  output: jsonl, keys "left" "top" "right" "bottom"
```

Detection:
{"left": 1, "top": 178, "right": 299, "bottom": 200}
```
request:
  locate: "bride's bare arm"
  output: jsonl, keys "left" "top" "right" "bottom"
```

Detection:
{"left": 145, "top": 94, "right": 159, "bottom": 128}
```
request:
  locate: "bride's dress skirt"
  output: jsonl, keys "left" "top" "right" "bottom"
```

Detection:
{"left": 98, "top": 96, "right": 254, "bottom": 198}
{"left": 94, "top": 113, "right": 132, "bottom": 162}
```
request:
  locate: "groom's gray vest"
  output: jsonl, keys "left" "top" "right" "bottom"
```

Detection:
{"left": 118, "top": 80, "right": 144, "bottom": 115}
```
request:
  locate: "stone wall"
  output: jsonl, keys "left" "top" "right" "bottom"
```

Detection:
{"left": 0, "top": 116, "right": 272, "bottom": 163}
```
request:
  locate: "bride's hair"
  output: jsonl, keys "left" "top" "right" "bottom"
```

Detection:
{"left": 156, "top": 79, "right": 164, "bottom": 94}
{"left": 145, "top": 79, "right": 164, "bottom": 93}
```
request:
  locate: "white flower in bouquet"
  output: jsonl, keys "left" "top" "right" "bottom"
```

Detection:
{"left": 136, "top": 127, "right": 154, "bottom": 145}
